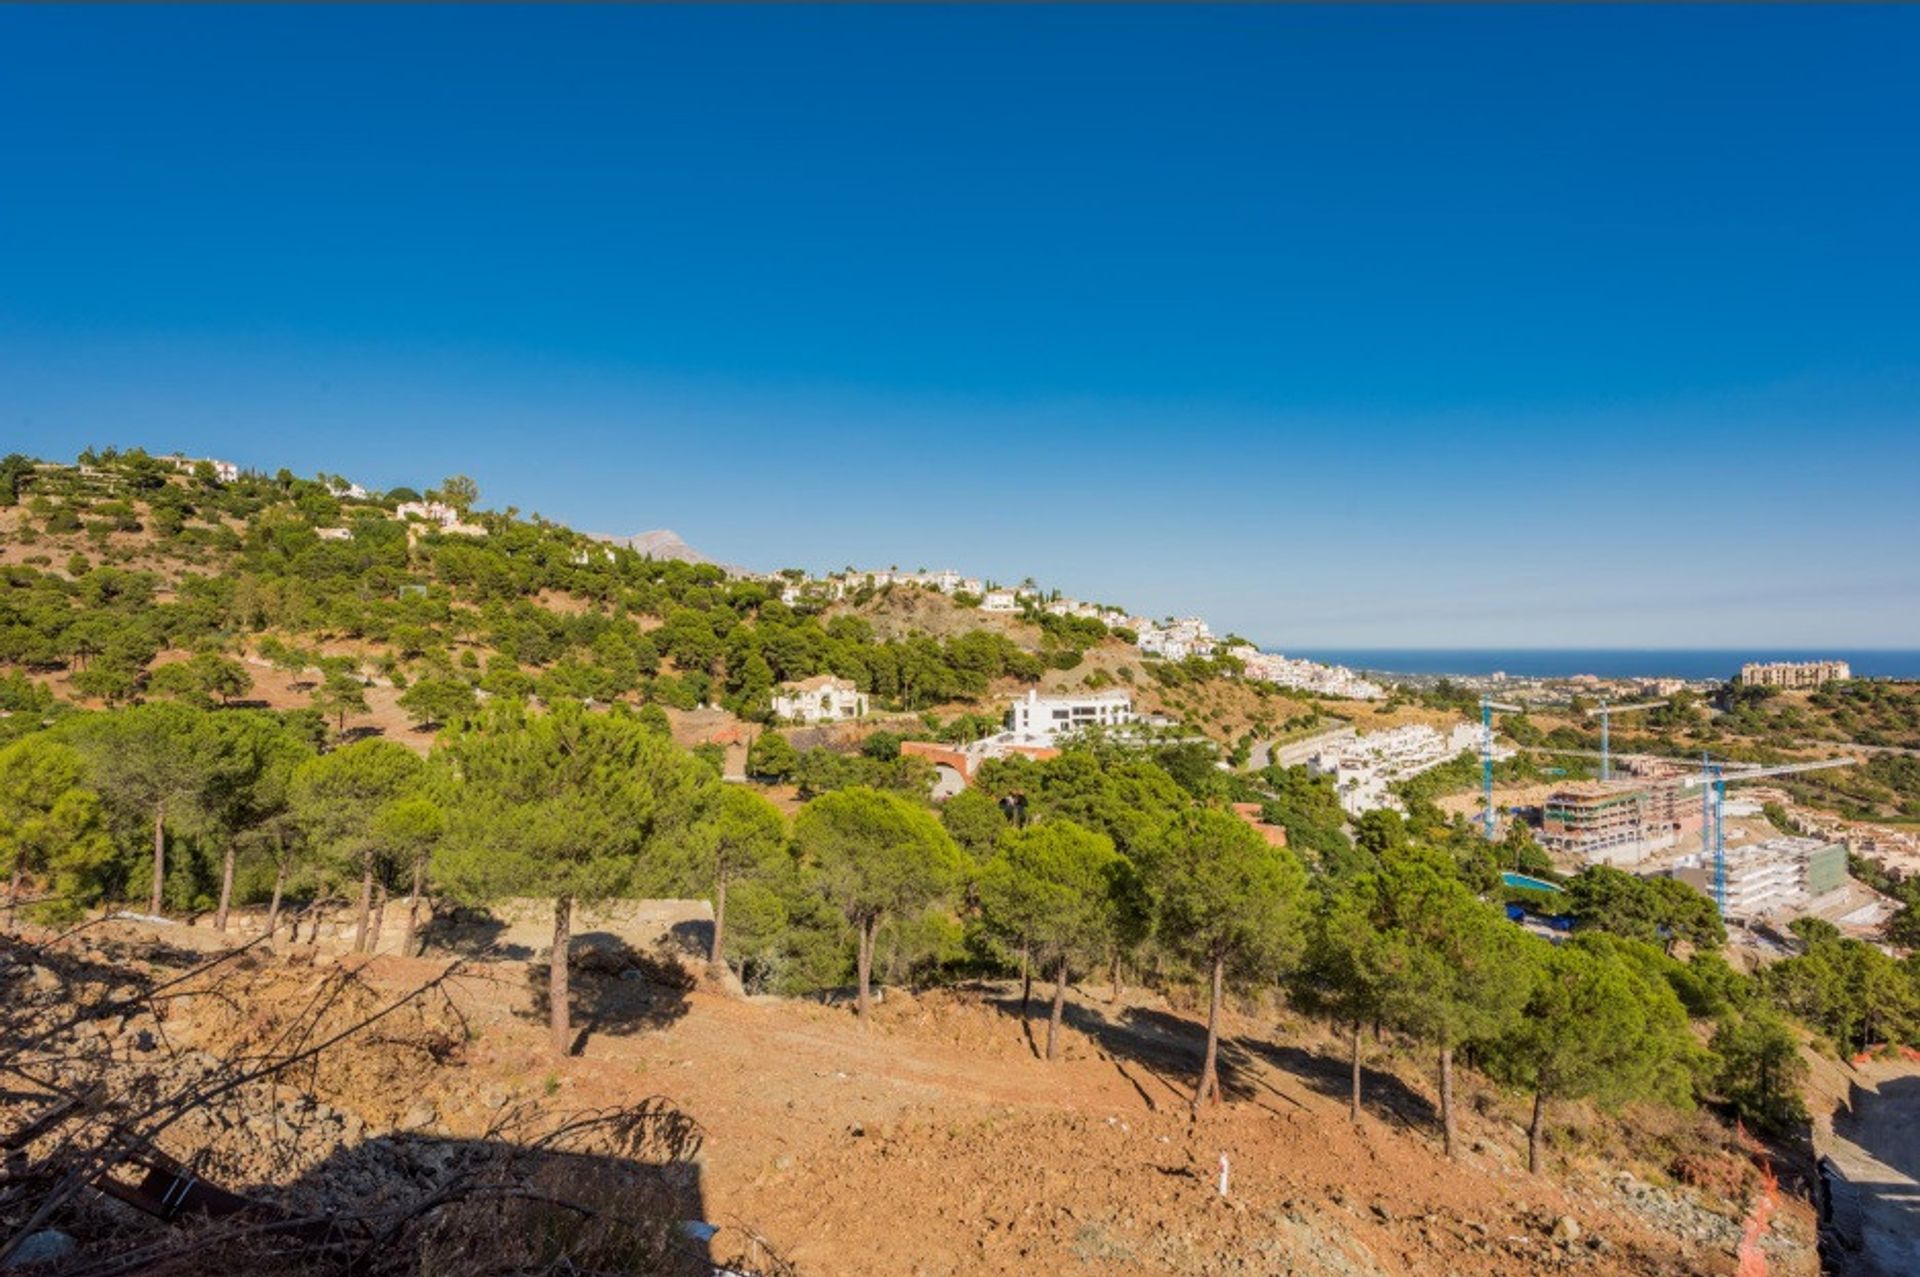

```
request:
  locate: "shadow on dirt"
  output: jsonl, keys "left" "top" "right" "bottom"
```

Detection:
{"left": 980, "top": 985, "right": 1441, "bottom": 1131}
{"left": 45, "top": 1101, "right": 765, "bottom": 1276}
{"left": 418, "top": 905, "right": 523, "bottom": 959}
{"left": 523, "top": 934, "right": 696, "bottom": 1055}
{"left": 1235, "top": 1037, "right": 1440, "bottom": 1134}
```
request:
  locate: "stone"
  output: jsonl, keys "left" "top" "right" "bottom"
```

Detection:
{"left": 398, "top": 1101, "right": 437, "bottom": 1132}
{"left": 1551, "top": 1215, "right": 1582, "bottom": 1245}
{"left": 3, "top": 1230, "right": 76, "bottom": 1268}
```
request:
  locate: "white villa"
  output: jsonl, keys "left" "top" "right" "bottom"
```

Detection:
{"left": 396, "top": 500, "right": 486, "bottom": 537}
{"left": 981, "top": 589, "right": 1019, "bottom": 612}
{"left": 1004, "top": 688, "right": 1136, "bottom": 743}
{"left": 771, "top": 675, "right": 869, "bottom": 724}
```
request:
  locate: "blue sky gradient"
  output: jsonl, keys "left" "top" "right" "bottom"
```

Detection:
{"left": 3, "top": 7, "right": 1916, "bottom": 647}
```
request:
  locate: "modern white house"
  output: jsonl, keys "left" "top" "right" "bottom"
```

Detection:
{"left": 981, "top": 589, "right": 1019, "bottom": 612}
{"left": 1004, "top": 688, "right": 1135, "bottom": 743}
{"left": 771, "top": 675, "right": 869, "bottom": 724}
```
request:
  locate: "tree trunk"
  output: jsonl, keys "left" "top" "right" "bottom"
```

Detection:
{"left": 550, "top": 894, "right": 573, "bottom": 1055}
{"left": 368, "top": 883, "right": 387, "bottom": 954}
{"left": 1046, "top": 955, "right": 1068, "bottom": 1061}
{"left": 855, "top": 915, "right": 875, "bottom": 1019}
{"left": 215, "top": 847, "right": 237, "bottom": 933}
{"left": 710, "top": 873, "right": 728, "bottom": 970}
{"left": 1019, "top": 941, "right": 1033, "bottom": 1016}
{"left": 1439, "top": 1045, "right": 1458, "bottom": 1159}
{"left": 149, "top": 802, "right": 166, "bottom": 916}
{"left": 353, "top": 853, "right": 373, "bottom": 954}
{"left": 6, "top": 862, "right": 23, "bottom": 928}
{"left": 1110, "top": 950, "right": 1123, "bottom": 1002}
{"left": 1350, "top": 1020, "right": 1364, "bottom": 1123}
{"left": 266, "top": 853, "right": 288, "bottom": 940}
{"left": 1528, "top": 1089, "right": 1546, "bottom": 1175}
{"left": 1194, "top": 953, "right": 1224, "bottom": 1115}
{"left": 400, "top": 855, "right": 425, "bottom": 957}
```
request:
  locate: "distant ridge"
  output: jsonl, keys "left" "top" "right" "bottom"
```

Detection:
{"left": 585, "top": 528, "right": 735, "bottom": 571}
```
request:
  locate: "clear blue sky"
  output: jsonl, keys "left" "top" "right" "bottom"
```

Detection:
{"left": 4, "top": 6, "right": 1917, "bottom": 649}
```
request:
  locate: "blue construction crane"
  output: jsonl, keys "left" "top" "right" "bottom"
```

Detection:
{"left": 1585, "top": 699, "right": 1667, "bottom": 781}
{"left": 1480, "top": 696, "right": 1523, "bottom": 839}
{"left": 1680, "top": 755, "right": 1856, "bottom": 916}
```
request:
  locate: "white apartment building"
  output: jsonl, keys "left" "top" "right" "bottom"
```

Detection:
{"left": 981, "top": 589, "right": 1019, "bottom": 612}
{"left": 771, "top": 675, "right": 869, "bottom": 723}
{"left": 1739, "top": 660, "right": 1851, "bottom": 690}
{"left": 1004, "top": 688, "right": 1135, "bottom": 743}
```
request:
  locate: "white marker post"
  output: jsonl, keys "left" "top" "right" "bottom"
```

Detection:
{"left": 1217, "top": 1152, "right": 1230, "bottom": 1197}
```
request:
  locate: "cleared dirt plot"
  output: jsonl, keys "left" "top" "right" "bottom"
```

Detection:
{"left": 3, "top": 911, "right": 1815, "bottom": 1277}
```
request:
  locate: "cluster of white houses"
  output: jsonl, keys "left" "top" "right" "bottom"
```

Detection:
{"left": 1136, "top": 616, "right": 1217, "bottom": 660}
{"left": 1307, "top": 722, "right": 1487, "bottom": 816}
{"left": 777, "top": 568, "right": 987, "bottom": 606}
{"left": 1229, "top": 647, "right": 1386, "bottom": 700}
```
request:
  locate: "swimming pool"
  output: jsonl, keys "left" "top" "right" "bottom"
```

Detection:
{"left": 1501, "top": 872, "right": 1564, "bottom": 893}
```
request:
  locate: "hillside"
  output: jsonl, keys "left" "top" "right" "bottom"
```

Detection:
{"left": 4, "top": 446, "right": 1905, "bottom": 1277}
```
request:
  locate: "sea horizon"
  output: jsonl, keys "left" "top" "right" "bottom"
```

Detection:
{"left": 1266, "top": 648, "right": 1920, "bottom": 682}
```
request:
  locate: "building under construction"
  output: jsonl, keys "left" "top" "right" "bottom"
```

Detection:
{"left": 1669, "top": 836, "right": 1848, "bottom": 921}
{"left": 1539, "top": 780, "right": 1696, "bottom": 865}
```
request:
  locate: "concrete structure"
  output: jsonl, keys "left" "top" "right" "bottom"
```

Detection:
{"left": 902, "top": 738, "right": 1060, "bottom": 797}
{"left": 771, "top": 675, "right": 869, "bottom": 724}
{"left": 1004, "top": 688, "right": 1135, "bottom": 743}
{"left": 981, "top": 589, "right": 1018, "bottom": 613}
{"left": 1539, "top": 781, "right": 1694, "bottom": 865}
{"left": 1739, "top": 660, "right": 1850, "bottom": 690}
{"left": 1669, "top": 836, "right": 1848, "bottom": 920}
{"left": 315, "top": 527, "right": 352, "bottom": 541}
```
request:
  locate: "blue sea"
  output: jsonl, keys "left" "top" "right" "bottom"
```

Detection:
{"left": 1273, "top": 649, "right": 1920, "bottom": 682}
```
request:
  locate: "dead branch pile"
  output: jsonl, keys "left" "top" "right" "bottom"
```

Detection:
{"left": 0, "top": 921, "right": 791, "bottom": 1276}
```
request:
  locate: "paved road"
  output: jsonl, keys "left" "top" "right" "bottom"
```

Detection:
{"left": 1824, "top": 1064, "right": 1920, "bottom": 1277}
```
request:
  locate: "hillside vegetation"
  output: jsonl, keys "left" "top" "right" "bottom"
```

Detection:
{"left": 3, "top": 446, "right": 1914, "bottom": 1275}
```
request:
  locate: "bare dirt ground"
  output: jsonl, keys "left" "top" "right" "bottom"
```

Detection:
{"left": 128, "top": 928, "right": 1817, "bottom": 1277}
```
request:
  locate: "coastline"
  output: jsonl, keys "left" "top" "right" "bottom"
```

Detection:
{"left": 1269, "top": 649, "right": 1920, "bottom": 682}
